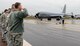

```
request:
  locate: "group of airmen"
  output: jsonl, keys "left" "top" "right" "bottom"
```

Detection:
{"left": 0, "top": 2, "right": 28, "bottom": 46}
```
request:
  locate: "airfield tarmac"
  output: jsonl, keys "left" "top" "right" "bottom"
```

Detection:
{"left": 23, "top": 19, "right": 80, "bottom": 46}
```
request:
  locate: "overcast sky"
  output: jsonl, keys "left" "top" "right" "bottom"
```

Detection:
{"left": 0, "top": 0, "right": 80, "bottom": 15}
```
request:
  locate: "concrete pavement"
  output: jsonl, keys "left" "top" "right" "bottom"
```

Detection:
{"left": 23, "top": 19, "right": 80, "bottom": 46}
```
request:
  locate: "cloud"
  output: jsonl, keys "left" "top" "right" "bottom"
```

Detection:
{"left": 0, "top": 0, "right": 80, "bottom": 15}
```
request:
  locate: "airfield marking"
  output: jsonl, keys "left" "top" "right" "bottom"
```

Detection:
{"left": 23, "top": 39, "right": 32, "bottom": 46}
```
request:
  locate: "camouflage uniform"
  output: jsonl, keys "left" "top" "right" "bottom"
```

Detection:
{"left": 5, "top": 13, "right": 11, "bottom": 45}
{"left": 0, "top": 13, "right": 8, "bottom": 41}
{"left": 8, "top": 9, "right": 28, "bottom": 46}
{"left": 8, "top": 32, "right": 23, "bottom": 46}
{"left": 5, "top": 13, "right": 14, "bottom": 46}
{"left": 0, "top": 13, "right": 6, "bottom": 40}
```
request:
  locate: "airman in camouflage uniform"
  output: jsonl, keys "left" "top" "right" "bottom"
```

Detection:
{"left": 0, "top": 9, "right": 9, "bottom": 41}
{"left": 8, "top": 2, "right": 28, "bottom": 46}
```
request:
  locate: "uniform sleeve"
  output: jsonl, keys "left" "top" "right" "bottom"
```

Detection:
{"left": 17, "top": 8, "right": 28, "bottom": 18}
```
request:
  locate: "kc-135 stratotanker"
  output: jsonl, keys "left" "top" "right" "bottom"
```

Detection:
{"left": 35, "top": 4, "right": 73, "bottom": 21}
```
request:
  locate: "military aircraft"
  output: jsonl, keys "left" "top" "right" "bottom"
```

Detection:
{"left": 35, "top": 4, "right": 72, "bottom": 21}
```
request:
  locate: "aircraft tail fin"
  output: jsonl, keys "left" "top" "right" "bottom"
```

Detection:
{"left": 62, "top": 4, "right": 66, "bottom": 13}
